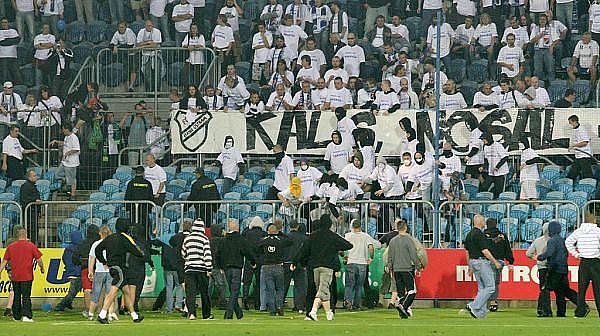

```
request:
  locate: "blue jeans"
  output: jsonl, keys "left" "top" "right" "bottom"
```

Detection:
{"left": 225, "top": 267, "right": 243, "bottom": 319}
{"left": 57, "top": 277, "right": 82, "bottom": 309}
{"left": 344, "top": 263, "right": 367, "bottom": 308}
{"left": 420, "top": 9, "right": 437, "bottom": 39}
{"left": 469, "top": 259, "right": 496, "bottom": 318}
{"left": 222, "top": 177, "right": 235, "bottom": 195}
{"left": 91, "top": 272, "right": 112, "bottom": 303}
{"left": 151, "top": 14, "right": 171, "bottom": 42}
{"left": 533, "top": 49, "right": 554, "bottom": 82}
{"left": 262, "top": 264, "right": 285, "bottom": 313}
{"left": 15, "top": 11, "right": 35, "bottom": 42}
{"left": 164, "top": 270, "right": 184, "bottom": 312}
{"left": 108, "top": 0, "right": 125, "bottom": 23}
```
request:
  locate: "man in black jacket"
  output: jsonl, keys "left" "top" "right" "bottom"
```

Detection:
{"left": 125, "top": 166, "right": 154, "bottom": 232}
{"left": 257, "top": 224, "right": 293, "bottom": 316}
{"left": 242, "top": 217, "right": 267, "bottom": 310}
{"left": 150, "top": 236, "right": 184, "bottom": 313}
{"left": 123, "top": 224, "right": 154, "bottom": 313}
{"left": 292, "top": 214, "right": 353, "bottom": 321}
{"left": 216, "top": 219, "right": 256, "bottom": 320}
{"left": 73, "top": 224, "right": 100, "bottom": 318}
{"left": 484, "top": 218, "right": 515, "bottom": 312}
{"left": 170, "top": 219, "right": 193, "bottom": 303}
{"left": 188, "top": 167, "right": 221, "bottom": 227}
{"left": 19, "top": 169, "right": 42, "bottom": 244}
{"left": 95, "top": 219, "right": 145, "bottom": 324}
{"left": 283, "top": 220, "right": 308, "bottom": 313}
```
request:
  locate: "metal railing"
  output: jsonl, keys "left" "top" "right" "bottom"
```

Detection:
{"left": 119, "top": 129, "right": 171, "bottom": 166}
{"left": 67, "top": 56, "right": 96, "bottom": 97}
{"left": 24, "top": 200, "right": 159, "bottom": 248}
{"left": 582, "top": 200, "right": 600, "bottom": 221}
{"left": 0, "top": 121, "right": 61, "bottom": 173}
{"left": 439, "top": 200, "right": 581, "bottom": 247}
{"left": 0, "top": 201, "right": 23, "bottom": 247}
{"left": 96, "top": 47, "right": 219, "bottom": 110}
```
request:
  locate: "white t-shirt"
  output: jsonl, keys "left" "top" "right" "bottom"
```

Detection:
{"left": 467, "top": 128, "right": 484, "bottom": 165}
{"left": 373, "top": 90, "right": 400, "bottom": 110}
{"left": 278, "top": 24, "right": 308, "bottom": 55}
{"left": 324, "top": 68, "right": 349, "bottom": 90}
{"left": 107, "top": 124, "right": 118, "bottom": 155}
{"left": 421, "top": 71, "right": 448, "bottom": 92}
{"left": 337, "top": 117, "right": 356, "bottom": 149}
{"left": 0, "top": 92, "right": 23, "bottom": 112}
{"left": 502, "top": 26, "right": 529, "bottom": 49}
{"left": 474, "top": 23, "right": 497, "bottom": 47}
{"left": 187, "top": 0, "right": 205, "bottom": 7}
{"left": 439, "top": 92, "right": 467, "bottom": 110}
{"left": 497, "top": 45, "right": 525, "bottom": 78}
{"left": 407, "top": 159, "right": 434, "bottom": 196}
{"left": 340, "top": 163, "right": 368, "bottom": 192}
{"left": 371, "top": 26, "right": 387, "bottom": 48}
{"left": 269, "top": 71, "right": 295, "bottom": 89}
{"left": 2, "top": 135, "right": 23, "bottom": 160}
{"left": 297, "top": 49, "right": 326, "bottom": 68}
{"left": 110, "top": 28, "right": 136, "bottom": 46}
{"left": 325, "top": 142, "right": 351, "bottom": 174}
{"left": 520, "top": 148, "right": 540, "bottom": 182}
{"left": 291, "top": 90, "right": 320, "bottom": 109}
{"left": 473, "top": 91, "right": 499, "bottom": 107}
{"left": 483, "top": 142, "right": 509, "bottom": 176}
{"left": 212, "top": 25, "right": 235, "bottom": 49}
{"left": 369, "top": 165, "right": 405, "bottom": 197}
{"left": 427, "top": 23, "right": 454, "bottom": 58}
{"left": 571, "top": 125, "right": 592, "bottom": 158}
{"left": 329, "top": 11, "right": 349, "bottom": 41}
{"left": 220, "top": 6, "right": 240, "bottom": 31}
{"left": 590, "top": 4, "right": 600, "bottom": 34}
{"left": 454, "top": 0, "right": 476, "bottom": 16}
{"left": 296, "top": 166, "right": 322, "bottom": 199}
{"left": 37, "top": 96, "right": 63, "bottom": 126}
{"left": 0, "top": 29, "right": 19, "bottom": 58}
{"left": 136, "top": 28, "right": 162, "bottom": 56}
{"left": 172, "top": 3, "right": 195, "bottom": 32}
{"left": 182, "top": 35, "right": 205, "bottom": 64}
{"left": 285, "top": 2, "right": 310, "bottom": 29}
{"left": 267, "top": 47, "right": 295, "bottom": 72}
{"left": 274, "top": 155, "right": 295, "bottom": 191}
{"left": 335, "top": 45, "right": 365, "bottom": 77}
{"left": 252, "top": 32, "right": 273, "bottom": 64}
{"left": 89, "top": 239, "right": 108, "bottom": 273}
{"left": 149, "top": 0, "right": 168, "bottom": 17}
{"left": 386, "top": 23, "right": 409, "bottom": 41}
{"left": 326, "top": 87, "right": 353, "bottom": 108}
{"left": 313, "top": 88, "right": 328, "bottom": 106}
{"left": 455, "top": 24, "right": 475, "bottom": 45}
{"left": 422, "top": 0, "right": 442, "bottom": 9}
{"left": 62, "top": 133, "right": 80, "bottom": 168}
{"left": 529, "top": 0, "right": 549, "bottom": 13}
{"left": 15, "top": 0, "right": 35, "bottom": 11}
{"left": 34, "top": 33, "right": 55, "bottom": 60}
{"left": 266, "top": 92, "right": 293, "bottom": 111}
{"left": 530, "top": 25, "right": 553, "bottom": 49}
{"left": 549, "top": 20, "right": 567, "bottom": 41}
{"left": 532, "top": 87, "right": 551, "bottom": 107}
{"left": 573, "top": 40, "right": 600, "bottom": 69}
{"left": 145, "top": 164, "right": 167, "bottom": 194}
{"left": 217, "top": 147, "right": 243, "bottom": 180}
{"left": 296, "top": 66, "right": 320, "bottom": 85}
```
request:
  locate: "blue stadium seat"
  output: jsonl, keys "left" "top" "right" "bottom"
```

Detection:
{"left": 17, "top": 44, "right": 34, "bottom": 66}
{"left": 243, "top": 171, "right": 263, "bottom": 185}
{"left": 536, "top": 179, "right": 552, "bottom": 199}
{"left": 253, "top": 178, "right": 273, "bottom": 194}
{"left": 176, "top": 170, "right": 196, "bottom": 184}
{"left": 224, "top": 192, "right": 241, "bottom": 201}
{"left": 498, "top": 191, "right": 517, "bottom": 201}
{"left": 166, "top": 62, "right": 185, "bottom": 87}
{"left": 100, "top": 63, "right": 125, "bottom": 87}
{"left": 58, "top": 218, "right": 80, "bottom": 242}
{"left": 166, "top": 179, "right": 187, "bottom": 198}
{"left": 163, "top": 204, "right": 182, "bottom": 221}
{"left": 2, "top": 204, "right": 20, "bottom": 223}
{"left": 467, "top": 62, "right": 487, "bottom": 83}
{"left": 204, "top": 166, "right": 220, "bottom": 180}
{"left": 243, "top": 0, "right": 260, "bottom": 21}
{"left": 90, "top": 192, "right": 108, "bottom": 202}
{"left": 540, "top": 165, "right": 561, "bottom": 181}
{"left": 235, "top": 61, "right": 251, "bottom": 84}
{"left": 246, "top": 192, "right": 264, "bottom": 201}
{"left": 575, "top": 178, "right": 596, "bottom": 195}
{"left": 231, "top": 204, "right": 251, "bottom": 221}
{"left": 573, "top": 79, "right": 591, "bottom": 104}
{"left": 531, "top": 204, "right": 554, "bottom": 222}
{"left": 483, "top": 204, "right": 505, "bottom": 221}
{"left": 548, "top": 82, "right": 568, "bottom": 103}
{"left": 558, "top": 204, "right": 578, "bottom": 227}
{"left": 498, "top": 217, "right": 518, "bottom": 241}
{"left": 87, "top": 21, "right": 107, "bottom": 43}
{"left": 6, "top": 180, "right": 25, "bottom": 198}
{"left": 34, "top": 179, "right": 51, "bottom": 201}
{"left": 20, "top": 64, "right": 40, "bottom": 87}
{"left": 566, "top": 191, "right": 588, "bottom": 208}
{"left": 72, "top": 42, "right": 95, "bottom": 64}
{"left": 72, "top": 205, "right": 91, "bottom": 221}
{"left": 544, "top": 191, "right": 565, "bottom": 201}
{"left": 1, "top": 218, "right": 10, "bottom": 243}
{"left": 521, "top": 218, "right": 543, "bottom": 242}
{"left": 164, "top": 167, "right": 177, "bottom": 181}
{"left": 179, "top": 192, "right": 190, "bottom": 201}
{"left": 96, "top": 205, "right": 116, "bottom": 221}
{"left": 113, "top": 166, "right": 133, "bottom": 182}
{"left": 66, "top": 21, "right": 87, "bottom": 44}
{"left": 100, "top": 179, "right": 120, "bottom": 195}
{"left": 552, "top": 177, "right": 573, "bottom": 193}
{"left": 252, "top": 204, "right": 273, "bottom": 222}
{"left": 110, "top": 192, "right": 125, "bottom": 201}
{"left": 509, "top": 204, "right": 530, "bottom": 222}
{"left": 447, "top": 59, "right": 467, "bottom": 83}
{"left": 233, "top": 179, "right": 252, "bottom": 196}
{"left": 0, "top": 180, "right": 6, "bottom": 193}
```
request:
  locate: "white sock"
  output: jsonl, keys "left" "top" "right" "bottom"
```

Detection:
{"left": 88, "top": 311, "right": 93, "bottom": 316}
{"left": 310, "top": 309, "right": 317, "bottom": 314}
{"left": 131, "top": 312, "right": 139, "bottom": 320}
{"left": 99, "top": 310, "right": 107, "bottom": 319}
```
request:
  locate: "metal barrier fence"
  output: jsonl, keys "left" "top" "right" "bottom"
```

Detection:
{"left": 67, "top": 56, "right": 96, "bottom": 97}
{"left": 439, "top": 200, "right": 581, "bottom": 248}
{"left": 582, "top": 200, "right": 600, "bottom": 221}
{"left": 96, "top": 47, "right": 219, "bottom": 101}
{"left": 0, "top": 201, "right": 23, "bottom": 247}
{"left": 24, "top": 200, "right": 158, "bottom": 248}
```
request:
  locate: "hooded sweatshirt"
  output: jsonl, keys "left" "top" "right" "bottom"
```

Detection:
{"left": 95, "top": 221, "right": 144, "bottom": 268}
{"left": 217, "top": 135, "right": 244, "bottom": 180}
{"left": 73, "top": 225, "right": 100, "bottom": 269}
{"left": 325, "top": 130, "right": 351, "bottom": 174}
{"left": 63, "top": 230, "right": 84, "bottom": 277}
{"left": 526, "top": 223, "right": 550, "bottom": 269}
{"left": 339, "top": 151, "right": 368, "bottom": 191}
{"left": 368, "top": 156, "right": 405, "bottom": 197}
{"left": 293, "top": 216, "right": 353, "bottom": 269}
{"left": 243, "top": 217, "right": 267, "bottom": 264}
{"left": 565, "top": 222, "right": 600, "bottom": 259}
{"left": 484, "top": 226, "right": 515, "bottom": 264}
{"left": 537, "top": 221, "right": 568, "bottom": 274}
{"left": 182, "top": 222, "right": 213, "bottom": 273}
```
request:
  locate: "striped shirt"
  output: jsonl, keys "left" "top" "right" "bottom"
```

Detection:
{"left": 565, "top": 223, "right": 600, "bottom": 259}
{"left": 182, "top": 225, "right": 213, "bottom": 272}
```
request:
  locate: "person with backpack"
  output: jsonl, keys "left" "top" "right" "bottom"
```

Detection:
{"left": 385, "top": 219, "right": 421, "bottom": 319}
{"left": 484, "top": 218, "right": 514, "bottom": 312}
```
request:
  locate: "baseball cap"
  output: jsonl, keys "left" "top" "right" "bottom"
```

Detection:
{"left": 3, "top": 81, "right": 13, "bottom": 89}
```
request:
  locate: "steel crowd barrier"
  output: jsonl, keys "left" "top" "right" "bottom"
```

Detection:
{"left": 582, "top": 200, "right": 600, "bottom": 222}
{"left": 26, "top": 200, "right": 159, "bottom": 248}
{"left": 439, "top": 199, "right": 581, "bottom": 248}
{"left": 0, "top": 201, "right": 23, "bottom": 247}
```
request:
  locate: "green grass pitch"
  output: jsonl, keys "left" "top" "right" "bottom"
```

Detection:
{"left": 1, "top": 308, "right": 598, "bottom": 335}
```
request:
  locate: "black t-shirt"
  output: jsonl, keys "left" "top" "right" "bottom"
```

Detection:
{"left": 464, "top": 227, "right": 490, "bottom": 259}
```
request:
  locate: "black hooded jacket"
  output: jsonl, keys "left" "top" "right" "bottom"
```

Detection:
{"left": 484, "top": 227, "right": 515, "bottom": 264}
{"left": 293, "top": 217, "right": 353, "bottom": 269}
{"left": 73, "top": 225, "right": 100, "bottom": 267}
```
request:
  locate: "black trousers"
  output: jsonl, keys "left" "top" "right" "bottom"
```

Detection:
{"left": 481, "top": 174, "right": 506, "bottom": 199}
{"left": 537, "top": 268, "right": 552, "bottom": 316}
{"left": 242, "top": 262, "right": 261, "bottom": 308}
{"left": 131, "top": 273, "right": 145, "bottom": 312}
{"left": 394, "top": 271, "right": 416, "bottom": 309}
{"left": 363, "top": 264, "right": 377, "bottom": 308}
{"left": 567, "top": 158, "right": 593, "bottom": 181}
{"left": 575, "top": 258, "right": 600, "bottom": 317}
{"left": 185, "top": 271, "right": 212, "bottom": 319}
{"left": 545, "top": 270, "right": 578, "bottom": 317}
{"left": 283, "top": 263, "right": 307, "bottom": 311}
{"left": 12, "top": 281, "right": 33, "bottom": 320}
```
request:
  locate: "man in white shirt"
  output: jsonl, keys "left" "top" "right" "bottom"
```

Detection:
{"left": 324, "top": 78, "right": 353, "bottom": 110}
{"left": 0, "top": 81, "right": 23, "bottom": 130}
{"left": 269, "top": 144, "right": 295, "bottom": 199}
{"left": 502, "top": 15, "right": 530, "bottom": 50}
{"left": 567, "top": 115, "right": 593, "bottom": 180}
{"left": 309, "top": 0, "right": 331, "bottom": 48}
{"left": 324, "top": 130, "right": 351, "bottom": 174}
{"left": 14, "top": 0, "right": 36, "bottom": 42}
{"left": 439, "top": 79, "right": 467, "bottom": 111}
{"left": 217, "top": 135, "right": 244, "bottom": 195}
{"left": 212, "top": 14, "right": 235, "bottom": 66}
{"left": 0, "top": 18, "right": 22, "bottom": 84}
{"left": 473, "top": 82, "right": 499, "bottom": 111}
{"left": 110, "top": 22, "right": 137, "bottom": 91}
{"left": 296, "top": 37, "right": 326, "bottom": 74}
{"left": 426, "top": 13, "right": 454, "bottom": 69}
{"left": 265, "top": 35, "right": 295, "bottom": 76}
{"left": 136, "top": 20, "right": 163, "bottom": 91}
{"left": 50, "top": 124, "right": 80, "bottom": 200}
{"left": 497, "top": 33, "right": 525, "bottom": 79}
{"left": 473, "top": 13, "right": 497, "bottom": 63}
{"left": 452, "top": 16, "right": 475, "bottom": 62}
{"left": 518, "top": 137, "right": 544, "bottom": 200}
{"left": 528, "top": 0, "right": 549, "bottom": 22}
{"left": 295, "top": 55, "right": 320, "bottom": 87}
{"left": 386, "top": 15, "right": 410, "bottom": 52}
{"left": 34, "top": 23, "right": 56, "bottom": 86}
{"left": 144, "top": 153, "right": 167, "bottom": 205}
{"left": 420, "top": 57, "right": 448, "bottom": 92}
{"left": 335, "top": 107, "right": 356, "bottom": 149}
{"left": 312, "top": 77, "right": 329, "bottom": 106}
{"left": 526, "top": 76, "right": 551, "bottom": 107}
{"left": 219, "top": 0, "right": 243, "bottom": 62}
{"left": 285, "top": 0, "right": 309, "bottom": 30}
{"left": 266, "top": 84, "right": 293, "bottom": 111}
{"left": 149, "top": 0, "right": 171, "bottom": 42}
{"left": 292, "top": 81, "right": 320, "bottom": 110}
{"left": 172, "top": 0, "right": 194, "bottom": 45}
{"left": 329, "top": 1, "right": 349, "bottom": 43}
{"left": 589, "top": 1, "right": 600, "bottom": 44}
{"left": 398, "top": 77, "right": 419, "bottom": 109}
{"left": 530, "top": 14, "right": 556, "bottom": 81}
{"left": 323, "top": 56, "right": 348, "bottom": 89}
{"left": 418, "top": 0, "right": 442, "bottom": 40}
{"left": 260, "top": 0, "right": 284, "bottom": 34}
{"left": 252, "top": 22, "right": 273, "bottom": 84}
{"left": 278, "top": 14, "right": 308, "bottom": 57}
{"left": 498, "top": 77, "right": 526, "bottom": 108}
{"left": 2, "top": 125, "right": 36, "bottom": 181}
{"left": 480, "top": 131, "right": 509, "bottom": 199}
{"left": 568, "top": 32, "right": 599, "bottom": 87}
{"left": 335, "top": 33, "right": 365, "bottom": 77}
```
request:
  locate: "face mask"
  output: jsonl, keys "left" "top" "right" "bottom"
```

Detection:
{"left": 378, "top": 163, "right": 385, "bottom": 170}
{"left": 403, "top": 159, "right": 411, "bottom": 166}
{"left": 443, "top": 150, "right": 452, "bottom": 158}
{"left": 301, "top": 164, "right": 308, "bottom": 171}
{"left": 415, "top": 158, "right": 424, "bottom": 165}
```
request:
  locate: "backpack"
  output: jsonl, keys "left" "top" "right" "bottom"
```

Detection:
{"left": 411, "top": 236, "right": 428, "bottom": 270}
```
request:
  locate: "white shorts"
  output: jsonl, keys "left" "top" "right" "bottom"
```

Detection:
{"left": 519, "top": 180, "right": 538, "bottom": 200}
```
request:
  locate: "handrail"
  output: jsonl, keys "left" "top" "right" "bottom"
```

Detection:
{"left": 439, "top": 199, "right": 581, "bottom": 245}
{"left": 0, "top": 121, "right": 61, "bottom": 172}
{"left": 67, "top": 56, "right": 96, "bottom": 97}
{"left": 118, "top": 129, "right": 171, "bottom": 166}
{"left": 0, "top": 201, "right": 23, "bottom": 247}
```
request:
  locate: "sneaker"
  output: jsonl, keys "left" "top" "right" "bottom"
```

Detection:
{"left": 22, "top": 317, "right": 34, "bottom": 323}
{"left": 236, "top": 311, "right": 244, "bottom": 320}
{"left": 326, "top": 311, "right": 334, "bottom": 321}
{"left": 396, "top": 303, "right": 408, "bottom": 318}
{"left": 97, "top": 316, "right": 109, "bottom": 324}
{"left": 82, "top": 311, "right": 90, "bottom": 319}
{"left": 304, "top": 317, "right": 312, "bottom": 321}
{"left": 109, "top": 313, "right": 119, "bottom": 321}
{"left": 3, "top": 308, "right": 13, "bottom": 317}
{"left": 308, "top": 311, "right": 318, "bottom": 321}
{"left": 297, "top": 310, "right": 305, "bottom": 314}
{"left": 489, "top": 302, "right": 499, "bottom": 312}
{"left": 88, "top": 315, "right": 94, "bottom": 321}
{"left": 407, "top": 307, "right": 413, "bottom": 317}
{"left": 574, "top": 307, "right": 591, "bottom": 318}
{"left": 203, "top": 315, "right": 214, "bottom": 320}
{"left": 189, "top": 314, "right": 196, "bottom": 320}
{"left": 133, "top": 315, "right": 144, "bottom": 323}
{"left": 465, "top": 304, "right": 477, "bottom": 319}
{"left": 343, "top": 300, "right": 352, "bottom": 310}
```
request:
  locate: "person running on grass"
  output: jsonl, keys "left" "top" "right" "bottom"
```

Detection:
{"left": 94, "top": 219, "right": 145, "bottom": 324}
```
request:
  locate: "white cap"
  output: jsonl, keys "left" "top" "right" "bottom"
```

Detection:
{"left": 3, "top": 81, "right": 13, "bottom": 89}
